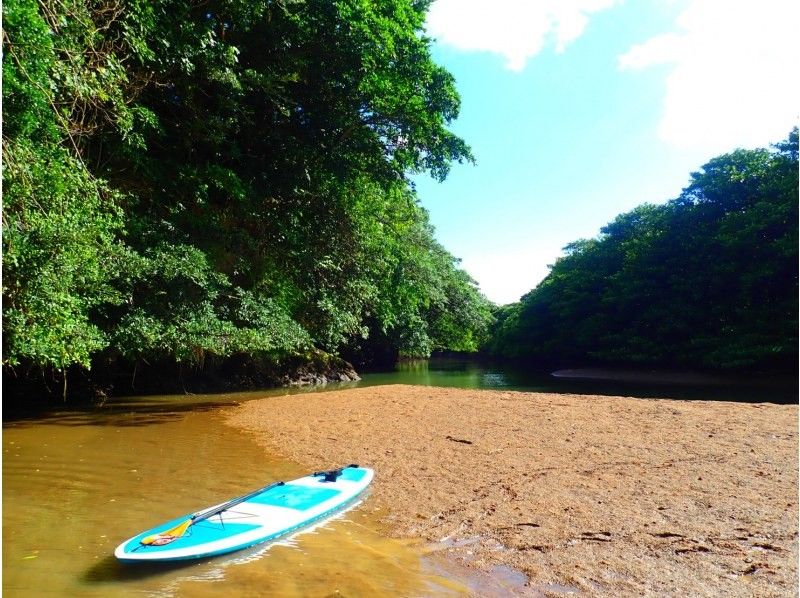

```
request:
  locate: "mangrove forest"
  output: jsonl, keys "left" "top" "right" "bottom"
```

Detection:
{"left": 3, "top": 0, "right": 494, "bottom": 400}
{"left": 490, "top": 130, "right": 798, "bottom": 372}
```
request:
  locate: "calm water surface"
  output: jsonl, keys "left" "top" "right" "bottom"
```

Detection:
{"left": 4, "top": 358, "right": 795, "bottom": 596}
{"left": 359, "top": 358, "right": 797, "bottom": 404}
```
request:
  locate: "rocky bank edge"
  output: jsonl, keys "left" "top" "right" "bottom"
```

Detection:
{"left": 225, "top": 384, "right": 798, "bottom": 597}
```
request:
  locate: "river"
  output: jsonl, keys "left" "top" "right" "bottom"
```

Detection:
{"left": 3, "top": 358, "right": 795, "bottom": 596}
{"left": 361, "top": 357, "right": 798, "bottom": 404}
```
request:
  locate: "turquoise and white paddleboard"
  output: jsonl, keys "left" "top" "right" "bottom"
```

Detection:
{"left": 115, "top": 465, "right": 373, "bottom": 562}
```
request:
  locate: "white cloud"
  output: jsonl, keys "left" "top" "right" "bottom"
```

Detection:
{"left": 461, "top": 241, "right": 563, "bottom": 305}
{"left": 619, "top": 0, "right": 800, "bottom": 154}
{"left": 426, "top": 0, "right": 619, "bottom": 71}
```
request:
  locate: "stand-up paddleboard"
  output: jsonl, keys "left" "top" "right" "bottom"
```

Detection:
{"left": 115, "top": 464, "right": 373, "bottom": 563}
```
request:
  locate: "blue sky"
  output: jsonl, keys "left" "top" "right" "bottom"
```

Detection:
{"left": 413, "top": 0, "right": 799, "bottom": 305}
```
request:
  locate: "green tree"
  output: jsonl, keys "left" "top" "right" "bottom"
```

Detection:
{"left": 3, "top": 0, "right": 491, "bottom": 400}
{"left": 2, "top": 0, "right": 129, "bottom": 372}
{"left": 490, "top": 130, "right": 798, "bottom": 371}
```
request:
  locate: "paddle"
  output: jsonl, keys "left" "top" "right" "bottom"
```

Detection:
{"left": 140, "top": 480, "right": 285, "bottom": 546}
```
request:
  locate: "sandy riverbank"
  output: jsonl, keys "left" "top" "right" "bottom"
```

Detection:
{"left": 226, "top": 385, "right": 798, "bottom": 597}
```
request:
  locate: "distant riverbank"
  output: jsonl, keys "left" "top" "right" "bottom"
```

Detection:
{"left": 359, "top": 356, "right": 799, "bottom": 404}
{"left": 549, "top": 367, "right": 798, "bottom": 387}
{"left": 227, "top": 384, "right": 798, "bottom": 597}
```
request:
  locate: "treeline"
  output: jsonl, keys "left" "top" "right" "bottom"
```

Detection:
{"left": 489, "top": 131, "right": 798, "bottom": 372}
{"left": 2, "top": 0, "right": 494, "bottom": 399}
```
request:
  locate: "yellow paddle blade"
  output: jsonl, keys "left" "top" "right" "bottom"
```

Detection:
{"left": 140, "top": 518, "right": 193, "bottom": 546}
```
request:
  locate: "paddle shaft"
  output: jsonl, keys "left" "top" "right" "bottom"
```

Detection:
{"left": 194, "top": 464, "right": 355, "bottom": 522}
{"left": 191, "top": 481, "right": 285, "bottom": 525}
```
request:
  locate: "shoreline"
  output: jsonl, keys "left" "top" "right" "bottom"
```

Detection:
{"left": 226, "top": 384, "right": 798, "bottom": 597}
{"left": 550, "top": 367, "right": 798, "bottom": 388}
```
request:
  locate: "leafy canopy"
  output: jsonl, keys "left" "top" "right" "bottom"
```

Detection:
{"left": 490, "top": 130, "right": 798, "bottom": 371}
{"left": 2, "top": 0, "right": 493, "bottom": 387}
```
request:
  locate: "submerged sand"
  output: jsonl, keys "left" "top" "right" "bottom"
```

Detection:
{"left": 226, "top": 385, "right": 798, "bottom": 597}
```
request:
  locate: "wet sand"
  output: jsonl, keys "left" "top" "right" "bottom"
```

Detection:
{"left": 226, "top": 385, "right": 798, "bottom": 597}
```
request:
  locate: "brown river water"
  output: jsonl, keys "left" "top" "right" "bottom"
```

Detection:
{"left": 2, "top": 391, "right": 475, "bottom": 597}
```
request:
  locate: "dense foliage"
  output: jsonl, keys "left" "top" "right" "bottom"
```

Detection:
{"left": 2, "top": 0, "right": 494, "bottom": 394}
{"left": 490, "top": 130, "right": 798, "bottom": 371}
